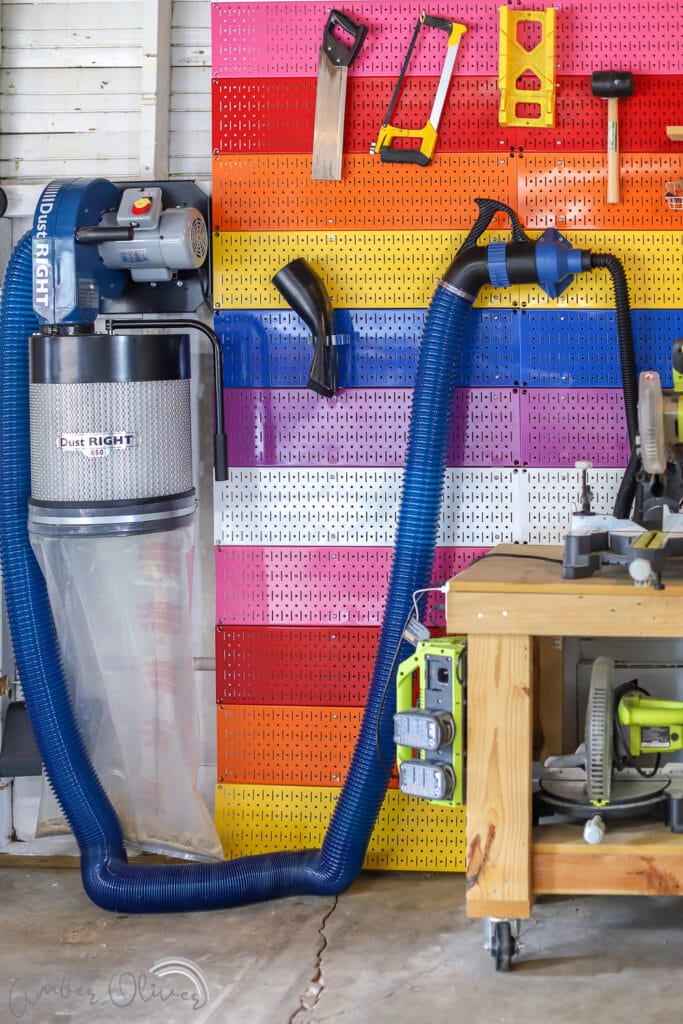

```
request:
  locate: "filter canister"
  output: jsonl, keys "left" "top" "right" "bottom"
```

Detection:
{"left": 28, "top": 331, "right": 195, "bottom": 535}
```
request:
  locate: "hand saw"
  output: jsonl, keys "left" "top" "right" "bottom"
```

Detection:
{"left": 371, "top": 14, "right": 467, "bottom": 166}
{"left": 312, "top": 9, "right": 368, "bottom": 181}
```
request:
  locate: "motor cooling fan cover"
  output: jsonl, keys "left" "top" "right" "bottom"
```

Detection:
{"left": 585, "top": 656, "right": 615, "bottom": 804}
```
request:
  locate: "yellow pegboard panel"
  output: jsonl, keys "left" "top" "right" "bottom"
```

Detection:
{"left": 518, "top": 154, "right": 683, "bottom": 231}
{"left": 212, "top": 154, "right": 516, "bottom": 232}
{"left": 213, "top": 229, "right": 518, "bottom": 310}
{"left": 214, "top": 229, "right": 683, "bottom": 310}
{"left": 215, "top": 783, "right": 465, "bottom": 872}
{"left": 516, "top": 230, "right": 683, "bottom": 309}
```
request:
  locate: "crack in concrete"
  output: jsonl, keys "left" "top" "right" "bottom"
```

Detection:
{"left": 287, "top": 896, "right": 338, "bottom": 1024}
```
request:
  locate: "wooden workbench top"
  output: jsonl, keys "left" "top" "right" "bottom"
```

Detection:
{"left": 446, "top": 544, "right": 683, "bottom": 637}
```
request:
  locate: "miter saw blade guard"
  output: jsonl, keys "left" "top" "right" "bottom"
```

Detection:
{"left": 537, "top": 657, "right": 676, "bottom": 824}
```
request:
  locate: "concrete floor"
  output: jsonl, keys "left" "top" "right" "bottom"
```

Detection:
{"left": 2, "top": 867, "right": 683, "bottom": 1024}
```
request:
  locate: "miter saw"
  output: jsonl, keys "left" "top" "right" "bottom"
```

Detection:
{"left": 538, "top": 657, "right": 683, "bottom": 835}
{"left": 563, "top": 341, "right": 683, "bottom": 587}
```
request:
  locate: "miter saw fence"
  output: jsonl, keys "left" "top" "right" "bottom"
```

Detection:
{"left": 538, "top": 657, "right": 683, "bottom": 832}
{"left": 563, "top": 341, "right": 683, "bottom": 587}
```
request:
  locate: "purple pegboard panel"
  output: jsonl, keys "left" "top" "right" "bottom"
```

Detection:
{"left": 212, "top": 1, "right": 683, "bottom": 79}
{"left": 520, "top": 389, "right": 630, "bottom": 467}
{"left": 223, "top": 388, "right": 520, "bottom": 468}
{"left": 215, "top": 545, "right": 489, "bottom": 625}
{"left": 212, "top": 2, "right": 499, "bottom": 78}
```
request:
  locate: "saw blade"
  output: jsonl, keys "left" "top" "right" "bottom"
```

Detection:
{"left": 585, "top": 656, "right": 615, "bottom": 804}
{"left": 312, "top": 49, "right": 347, "bottom": 181}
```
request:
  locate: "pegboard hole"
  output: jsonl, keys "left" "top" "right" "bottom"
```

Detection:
{"left": 516, "top": 71, "right": 542, "bottom": 92}
{"left": 516, "top": 19, "right": 543, "bottom": 52}
{"left": 516, "top": 102, "right": 542, "bottom": 121}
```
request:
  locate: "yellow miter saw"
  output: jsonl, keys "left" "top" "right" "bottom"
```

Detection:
{"left": 538, "top": 657, "right": 683, "bottom": 834}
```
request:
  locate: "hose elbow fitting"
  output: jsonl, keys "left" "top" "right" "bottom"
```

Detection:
{"left": 440, "top": 247, "right": 491, "bottom": 299}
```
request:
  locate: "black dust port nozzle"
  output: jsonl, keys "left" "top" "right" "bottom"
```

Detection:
{"left": 272, "top": 257, "right": 338, "bottom": 398}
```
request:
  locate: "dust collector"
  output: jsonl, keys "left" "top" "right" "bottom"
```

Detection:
{"left": 19, "top": 177, "right": 227, "bottom": 858}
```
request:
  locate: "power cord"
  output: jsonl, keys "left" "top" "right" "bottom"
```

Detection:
{"left": 373, "top": 583, "right": 450, "bottom": 777}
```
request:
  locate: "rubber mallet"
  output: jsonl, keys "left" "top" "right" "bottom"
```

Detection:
{"left": 591, "top": 70, "right": 634, "bottom": 204}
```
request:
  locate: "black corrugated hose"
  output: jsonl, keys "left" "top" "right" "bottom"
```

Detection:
{"left": 590, "top": 253, "right": 640, "bottom": 518}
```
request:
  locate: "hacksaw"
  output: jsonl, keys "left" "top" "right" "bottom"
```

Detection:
{"left": 371, "top": 13, "right": 467, "bottom": 166}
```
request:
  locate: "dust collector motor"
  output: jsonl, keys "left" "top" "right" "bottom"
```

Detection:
{"left": 24, "top": 176, "right": 225, "bottom": 538}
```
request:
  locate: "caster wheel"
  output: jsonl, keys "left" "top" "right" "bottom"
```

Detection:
{"left": 490, "top": 920, "right": 515, "bottom": 972}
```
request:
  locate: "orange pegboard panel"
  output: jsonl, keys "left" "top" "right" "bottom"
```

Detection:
{"left": 518, "top": 154, "right": 683, "bottom": 230}
{"left": 217, "top": 704, "right": 367, "bottom": 786}
{"left": 212, "top": 154, "right": 516, "bottom": 232}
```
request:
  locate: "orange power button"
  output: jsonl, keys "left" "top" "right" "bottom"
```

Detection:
{"left": 131, "top": 196, "right": 152, "bottom": 215}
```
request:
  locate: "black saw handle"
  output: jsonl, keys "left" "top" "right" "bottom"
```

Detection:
{"left": 322, "top": 10, "right": 368, "bottom": 67}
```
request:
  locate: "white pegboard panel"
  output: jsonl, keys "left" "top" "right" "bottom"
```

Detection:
{"left": 519, "top": 468, "right": 624, "bottom": 544}
{"left": 214, "top": 469, "right": 517, "bottom": 547}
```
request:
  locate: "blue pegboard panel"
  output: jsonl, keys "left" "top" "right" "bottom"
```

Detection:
{"left": 216, "top": 309, "right": 519, "bottom": 388}
{"left": 520, "top": 310, "right": 683, "bottom": 387}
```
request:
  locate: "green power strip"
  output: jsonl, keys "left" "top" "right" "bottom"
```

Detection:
{"left": 394, "top": 636, "right": 466, "bottom": 807}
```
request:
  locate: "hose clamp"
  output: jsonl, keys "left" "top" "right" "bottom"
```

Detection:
{"left": 487, "top": 242, "right": 510, "bottom": 288}
{"left": 436, "top": 279, "right": 475, "bottom": 303}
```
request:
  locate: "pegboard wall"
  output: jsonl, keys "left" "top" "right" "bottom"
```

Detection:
{"left": 211, "top": 0, "right": 683, "bottom": 869}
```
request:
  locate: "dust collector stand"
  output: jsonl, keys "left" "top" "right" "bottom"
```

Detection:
{"left": 447, "top": 543, "right": 683, "bottom": 970}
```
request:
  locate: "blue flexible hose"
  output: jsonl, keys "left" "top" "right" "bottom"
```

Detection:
{"left": 0, "top": 232, "right": 473, "bottom": 912}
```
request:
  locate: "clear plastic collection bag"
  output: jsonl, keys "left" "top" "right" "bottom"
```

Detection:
{"left": 30, "top": 523, "right": 223, "bottom": 861}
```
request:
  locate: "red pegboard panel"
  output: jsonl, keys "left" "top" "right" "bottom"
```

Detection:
{"left": 212, "top": 76, "right": 504, "bottom": 155}
{"left": 212, "top": 76, "right": 683, "bottom": 156}
{"left": 216, "top": 624, "right": 378, "bottom": 705}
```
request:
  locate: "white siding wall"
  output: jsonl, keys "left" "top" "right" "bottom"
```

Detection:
{"left": 1, "top": 0, "right": 211, "bottom": 204}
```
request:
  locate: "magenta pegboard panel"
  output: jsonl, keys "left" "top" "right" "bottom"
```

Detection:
{"left": 552, "top": 0, "right": 683, "bottom": 74}
{"left": 213, "top": 2, "right": 683, "bottom": 79}
{"left": 216, "top": 624, "right": 377, "bottom": 705}
{"left": 215, "top": 545, "right": 489, "bottom": 625}
{"left": 520, "top": 389, "right": 629, "bottom": 467}
{"left": 212, "top": 2, "right": 499, "bottom": 79}
{"left": 223, "top": 387, "right": 520, "bottom": 468}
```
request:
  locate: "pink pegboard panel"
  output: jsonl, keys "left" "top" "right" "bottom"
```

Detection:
{"left": 551, "top": 0, "right": 683, "bottom": 74}
{"left": 211, "top": 2, "right": 499, "bottom": 78}
{"left": 215, "top": 546, "right": 489, "bottom": 625}
{"left": 216, "top": 624, "right": 378, "bottom": 705}
{"left": 520, "top": 389, "right": 629, "bottom": 467}
{"left": 223, "top": 387, "right": 520, "bottom": 468}
{"left": 212, "top": 1, "right": 683, "bottom": 78}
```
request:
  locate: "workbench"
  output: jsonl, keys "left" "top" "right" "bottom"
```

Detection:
{"left": 446, "top": 544, "right": 683, "bottom": 922}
